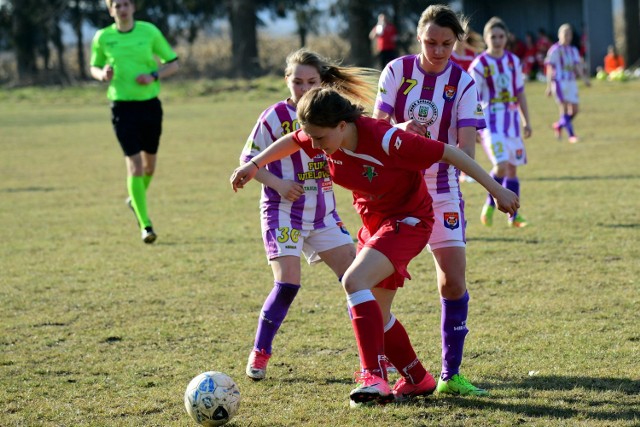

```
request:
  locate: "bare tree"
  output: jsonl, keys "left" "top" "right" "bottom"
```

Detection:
{"left": 345, "top": 0, "right": 373, "bottom": 66}
{"left": 227, "top": 0, "right": 260, "bottom": 78}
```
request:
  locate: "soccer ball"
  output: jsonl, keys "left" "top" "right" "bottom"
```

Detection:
{"left": 184, "top": 371, "right": 241, "bottom": 426}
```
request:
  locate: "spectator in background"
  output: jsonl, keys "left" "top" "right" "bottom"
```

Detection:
{"left": 604, "top": 45, "right": 625, "bottom": 75}
{"left": 451, "top": 30, "right": 482, "bottom": 71}
{"left": 369, "top": 13, "right": 398, "bottom": 69}
{"left": 507, "top": 33, "right": 526, "bottom": 60}
{"left": 535, "top": 28, "right": 551, "bottom": 79}
{"left": 522, "top": 32, "right": 538, "bottom": 81}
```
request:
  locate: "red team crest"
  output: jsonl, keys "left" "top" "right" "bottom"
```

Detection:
{"left": 443, "top": 212, "right": 460, "bottom": 230}
{"left": 443, "top": 85, "right": 457, "bottom": 101}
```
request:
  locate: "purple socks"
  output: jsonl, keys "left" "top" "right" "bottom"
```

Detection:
{"left": 254, "top": 281, "right": 300, "bottom": 353}
{"left": 441, "top": 291, "right": 469, "bottom": 380}
{"left": 562, "top": 113, "right": 575, "bottom": 137}
{"left": 504, "top": 177, "right": 520, "bottom": 217}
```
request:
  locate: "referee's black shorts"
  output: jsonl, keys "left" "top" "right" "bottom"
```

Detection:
{"left": 111, "top": 97, "right": 163, "bottom": 156}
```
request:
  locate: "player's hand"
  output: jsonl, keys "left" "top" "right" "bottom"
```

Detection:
{"left": 397, "top": 119, "right": 427, "bottom": 136}
{"left": 102, "top": 65, "right": 114, "bottom": 82}
{"left": 230, "top": 163, "right": 258, "bottom": 192}
{"left": 493, "top": 187, "right": 519, "bottom": 217}
{"left": 523, "top": 124, "right": 532, "bottom": 139}
{"left": 135, "top": 73, "right": 155, "bottom": 85}
{"left": 276, "top": 180, "right": 305, "bottom": 202}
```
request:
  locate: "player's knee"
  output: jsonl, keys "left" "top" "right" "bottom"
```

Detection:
{"left": 341, "top": 271, "right": 367, "bottom": 294}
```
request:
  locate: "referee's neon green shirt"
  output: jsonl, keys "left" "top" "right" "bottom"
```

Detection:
{"left": 91, "top": 21, "right": 177, "bottom": 101}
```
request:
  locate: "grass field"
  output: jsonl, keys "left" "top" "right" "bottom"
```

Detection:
{"left": 1, "top": 78, "right": 639, "bottom": 427}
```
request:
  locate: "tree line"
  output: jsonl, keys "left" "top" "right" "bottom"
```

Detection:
{"left": 0, "top": 0, "right": 440, "bottom": 85}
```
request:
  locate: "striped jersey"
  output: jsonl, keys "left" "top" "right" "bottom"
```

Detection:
{"left": 240, "top": 100, "right": 341, "bottom": 232}
{"left": 468, "top": 51, "right": 525, "bottom": 138}
{"left": 375, "top": 55, "right": 485, "bottom": 201}
{"left": 544, "top": 43, "right": 581, "bottom": 82}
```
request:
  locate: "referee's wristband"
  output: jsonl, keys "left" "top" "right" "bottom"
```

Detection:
{"left": 250, "top": 160, "right": 260, "bottom": 169}
{"left": 151, "top": 71, "right": 159, "bottom": 81}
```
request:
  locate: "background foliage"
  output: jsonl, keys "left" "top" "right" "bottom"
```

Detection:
{"left": 0, "top": 0, "right": 447, "bottom": 84}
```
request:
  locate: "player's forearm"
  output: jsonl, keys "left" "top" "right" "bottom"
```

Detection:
{"left": 90, "top": 66, "right": 105, "bottom": 81}
{"left": 517, "top": 93, "right": 531, "bottom": 127}
{"left": 252, "top": 167, "right": 280, "bottom": 188}
{"left": 158, "top": 60, "right": 179, "bottom": 80}
{"left": 441, "top": 144, "right": 501, "bottom": 195}
{"left": 250, "top": 134, "right": 300, "bottom": 169}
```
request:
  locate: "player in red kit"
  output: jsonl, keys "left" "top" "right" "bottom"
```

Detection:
{"left": 231, "top": 87, "right": 519, "bottom": 407}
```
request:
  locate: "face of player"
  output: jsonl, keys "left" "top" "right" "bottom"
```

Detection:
{"left": 486, "top": 27, "right": 507, "bottom": 54}
{"left": 301, "top": 121, "right": 347, "bottom": 156}
{"left": 559, "top": 27, "right": 573, "bottom": 45}
{"left": 109, "top": 0, "right": 135, "bottom": 26}
{"left": 417, "top": 22, "right": 456, "bottom": 73}
{"left": 287, "top": 64, "right": 322, "bottom": 105}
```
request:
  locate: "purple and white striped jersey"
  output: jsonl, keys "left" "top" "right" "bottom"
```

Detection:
{"left": 468, "top": 51, "right": 525, "bottom": 138}
{"left": 544, "top": 43, "right": 582, "bottom": 82}
{"left": 375, "top": 55, "right": 486, "bottom": 201}
{"left": 240, "top": 100, "right": 342, "bottom": 232}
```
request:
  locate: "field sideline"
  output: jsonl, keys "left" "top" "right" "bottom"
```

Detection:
{"left": 1, "top": 79, "right": 639, "bottom": 426}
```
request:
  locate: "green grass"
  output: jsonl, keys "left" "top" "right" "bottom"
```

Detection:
{"left": 1, "top": 78, "right": 639, "bottom": 426}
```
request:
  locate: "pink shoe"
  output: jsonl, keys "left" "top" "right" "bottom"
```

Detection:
{"left": 392, "top": 371, "right": 437, "bottom": 402}
{"left": 552, "top": 122, "right": 562, "bottom": 140}
{"left": 568, "top": 136, "right": 579, "bottom": 144}
{"left": 350, "top": 371, "right": 393, "bottom": 406}
{"left": 246, "top": 349, "right": 271, "bottom": 380}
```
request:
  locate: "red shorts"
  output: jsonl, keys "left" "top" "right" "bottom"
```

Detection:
{"left": 357, "top": 217, "right": 432, "bottom": 290}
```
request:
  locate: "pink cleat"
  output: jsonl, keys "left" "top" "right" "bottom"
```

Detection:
{"left": 393, "top": 371, "right": 437, "bottom": 402}
{"left": 246, "top": 349, "right": 271, "bottom": 380}
{"left": 349, "top": 371, "right": 393, "bottom": 406}
{"left": 568, "top": 136, "right": 579, "bottom": 144}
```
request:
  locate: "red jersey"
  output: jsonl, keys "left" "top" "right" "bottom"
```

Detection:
{"left": 374, "top": 23, "right": 397, "bottom": 51}
{"left": 451, "top": 47, "right": 477, "bottom": 72}
{"left": 292, "top": 117, "right": 445, "bottom": 232}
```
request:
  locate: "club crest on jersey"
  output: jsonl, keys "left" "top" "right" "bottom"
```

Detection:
{"left": 497, "top": 74, "right": 510, "bottom": 89}
{"left": 443, "top": 212, "right": 460, "bottom": 230}
{"left": 362, "top": 165, "right": 378, "bottom": 182}
{"left": 408, "top": 99, "right": 438, "bottom": 126}
{"left": 443, "top": 85, "right": 457, "bottom": 101}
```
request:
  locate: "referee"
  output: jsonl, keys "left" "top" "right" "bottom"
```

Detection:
{"left": 90, "top": 0, "right": 179, "bottom": 243}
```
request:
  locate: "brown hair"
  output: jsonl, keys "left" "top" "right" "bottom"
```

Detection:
{"left": 105, "top": 0, "right": 134, "bottom": 8}
{"left": 297, "top": 87, "right": 364, "bottom": 128}
{"left": 285, "top": 48, "right": 378, "bottom": 109}
{"left": 483, "top": 17, "right": 509, "bottom": 39}
{"left": 417, "top": 4, "right": 468, "bottom": 41}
